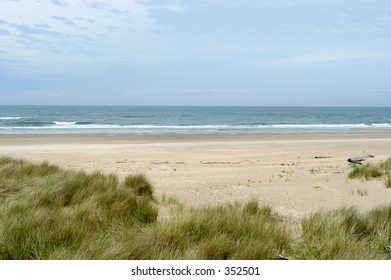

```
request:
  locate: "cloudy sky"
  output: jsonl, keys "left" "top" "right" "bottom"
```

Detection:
{"left": 1, "top": 0, "right": 391, "bottom": 106}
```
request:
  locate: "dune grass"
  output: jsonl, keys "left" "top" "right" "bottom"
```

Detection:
{"left": 386, "top": 175, "right": 391, "bottom": 188}
{"left": 349, "top": 158, "right": 391, "bottom": 188}
{"left": 349, "top": 188, "right": 368, "bottom": 196}
{"left": 289, "top": 206, "right": 391, "bottom": 259}
{"left": 0, "top": 156, "right": 158, "bottom": 259}
{"left": 82, "top": 201, "right": 292, "bottom": 260}
{"left": 0, "top": 156, "right": 390, "bottom": 260}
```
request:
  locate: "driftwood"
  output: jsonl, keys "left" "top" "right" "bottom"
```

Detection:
{"left": 315, "top": 156, "right": 331, "bottom": 159}
{"left": 347, "top": 154, "right": 374, "bottom": 165}
{"left": 274, "top": 254, "right": 289, "bottom": 260}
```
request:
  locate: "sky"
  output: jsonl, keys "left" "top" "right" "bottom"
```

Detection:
{"left": 1, "top": 0, "right": 391, "bottom": 106}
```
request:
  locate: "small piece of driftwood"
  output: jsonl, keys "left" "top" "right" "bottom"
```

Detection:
{"left": 347, "top": 154, "right": 374, "bottom": 164}
{"left": 274, "top": 254, "right": 289, "bottom": 260}
{"left": 315, "top": 156, "right": 331, "bottom": 159}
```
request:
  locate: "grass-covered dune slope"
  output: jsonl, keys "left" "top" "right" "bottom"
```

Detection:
{"left": 0, "top": 156, "right": 390, "bottom": 260}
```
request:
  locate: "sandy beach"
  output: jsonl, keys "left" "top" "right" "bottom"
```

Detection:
{"left": 1, "top": 133, "right": 390, "bottom": 217}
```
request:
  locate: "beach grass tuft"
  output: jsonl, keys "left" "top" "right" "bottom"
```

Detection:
{"left": 386, "top": 175, "right": 391, "bottom": 188}
{"left": 349, "top": 163, "right": 382, "bottom": 180}
{"left": 349, "top": 158, "right": 391, "bottom": 187}
{"left": 0, "top": 156, "right": 390, "bottom": 260}
{"left": 349, "top": 188, "right": 368, "bottom": 196}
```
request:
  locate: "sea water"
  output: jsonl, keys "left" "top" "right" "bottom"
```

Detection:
{"left": 0, "top": 106, "right": 390, "bottom": 134}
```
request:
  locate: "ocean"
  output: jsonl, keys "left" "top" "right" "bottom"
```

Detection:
{"left": 0, "top": 106, "right": 390, "bottom": 134}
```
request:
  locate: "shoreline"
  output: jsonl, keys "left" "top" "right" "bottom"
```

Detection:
{"left": 1, "top": 132, "right": 391, "bottom": 218}
{"left": 1, "top": 131, "right": 391, "bottom": 142}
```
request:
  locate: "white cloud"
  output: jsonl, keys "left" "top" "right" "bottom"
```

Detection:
{"left": 0, "top": 0, "right": 178, "bottom": 73}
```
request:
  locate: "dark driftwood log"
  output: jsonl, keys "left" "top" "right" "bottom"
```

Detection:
{"left": 347, "top": 154, "right": 374, "bottom": 164}
{"left": 274, "top": 254, "right": 289, "bottom": 260}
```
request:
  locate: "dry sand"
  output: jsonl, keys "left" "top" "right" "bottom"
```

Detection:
{"left": 1, "top": 133, "right": 390, "bottom": 218}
